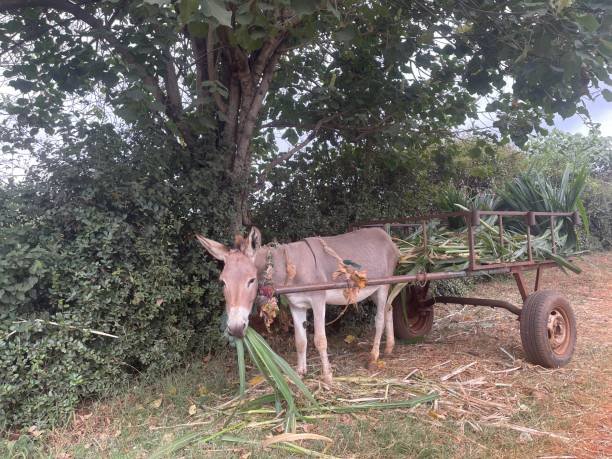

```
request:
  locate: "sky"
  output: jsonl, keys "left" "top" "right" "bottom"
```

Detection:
{"left": 553, "top": 93, "right": 612, "bottom": 136}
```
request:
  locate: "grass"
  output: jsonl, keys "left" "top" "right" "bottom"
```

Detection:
{"left": 0, "top": 355, "right": 582, "bottom": 459}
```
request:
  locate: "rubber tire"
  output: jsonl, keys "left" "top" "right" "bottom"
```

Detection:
{"left": 520, "top": 290, "right": 577, "bottom": 368}
{"left": 392, "top": 285, "right": 434, "bottom": 340}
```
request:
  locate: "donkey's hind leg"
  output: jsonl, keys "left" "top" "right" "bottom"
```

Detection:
{"left": 384, "top": 294, "right": 395, "bottom": 356}
{"left": 368, "top": 286, "right": 390, "bottom": 369}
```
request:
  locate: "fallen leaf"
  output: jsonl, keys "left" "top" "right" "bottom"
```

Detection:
{"left": 197, "top": 384, "right": 208, "bottom": 396}
{"left": 27, "top": 426, "right": 43, "bottom": 438}
{"left": 262, "top": 432, "right": 332, "bottom": 448}
{"left": 188, "top": 404, "right": 197, "bottom": 415}
{"left": 248, "top": 375, "right": 265, "bottom": 386}
{"left": 167, "top": 386, "right": 177, "bottom": 396}
{"left": 344, "top": 334, "right": 356, "bottom": 344}
{"left": 376, "top": 360, "right": 386, "bottom": 369}
{"left": 149, "top": 398, "right": 162, "bottom": 409}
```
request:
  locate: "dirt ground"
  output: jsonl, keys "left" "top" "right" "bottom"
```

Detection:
{"left": 318, "top": 252, "right": 612, "bottom": 457}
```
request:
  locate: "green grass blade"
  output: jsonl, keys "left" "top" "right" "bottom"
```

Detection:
{"left": 244, "top": 332, "right": 297, "bottom": 415}
{"left": 246, "top": 328, "right": 318, "bottom": 406}
{"left": 236, "top": 338, "right": 246, "bottom": 396}
{"left": 150, "top": 421, "right": 245, "bottom": 459}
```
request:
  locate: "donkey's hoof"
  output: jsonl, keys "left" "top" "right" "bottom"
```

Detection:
{"left": 321, "top": 373, "right": 333, "bottom": 386}
{"left": 384, "top": 346, "right": 394, "bottom": 356}
{"left": 296, "top": 366, "right": 307, "bottom": 378}
{"left": 367, "top": 359, "right": 379, "bottom": 371}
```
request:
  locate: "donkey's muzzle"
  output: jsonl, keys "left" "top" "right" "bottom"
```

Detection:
{"left": 228, "top": 321, "right": 247, "bottom": 338}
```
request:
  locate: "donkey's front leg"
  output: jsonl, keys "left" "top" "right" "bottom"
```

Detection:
{"left": 311, "top": 300, "right": 333, "bottom": 385}
{"left": 289, "top": 305, "right": 308, "bottom": 377}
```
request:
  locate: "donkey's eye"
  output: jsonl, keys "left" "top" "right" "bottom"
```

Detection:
{"left": 247, "top": 278, "right": 256, "bottom": 287}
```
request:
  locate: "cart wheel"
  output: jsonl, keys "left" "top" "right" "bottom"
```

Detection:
{"left": 392, "top": 285, "right": 434, "bottom": 340}
{"left": 520, "top": 290, "right": 576, "bottom": 368}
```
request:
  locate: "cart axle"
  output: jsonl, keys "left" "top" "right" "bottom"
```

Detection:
{"left": 433, "top": 296, "right": 522, "bottom": 316}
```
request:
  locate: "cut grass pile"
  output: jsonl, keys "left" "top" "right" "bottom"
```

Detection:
{"left": 394, "top": 211, "right": 581, "bottom": 276}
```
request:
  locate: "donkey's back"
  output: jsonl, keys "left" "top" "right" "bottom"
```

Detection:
{"left": 304, "top": 227, "right": 399, "bottom": 282}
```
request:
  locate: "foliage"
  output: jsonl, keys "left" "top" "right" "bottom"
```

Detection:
{"left": 497, "top": 166, "right": 588, "bottom": 245}
{"left": 523, "top": 129, "right": 612, "bottom": 247}
{"left": 1, "top": 0, "right": 610, "bottom": 227}
{"left": 525, "top": 129, "right": 612, "bottom": 181}
{"left": 254, "top": 140, "right": 522, "bottom": 241}
{"left": 582, "top": 177, "right": 612, "bottom": 248}
{"left": 0, "top": 125, "right": 231, "bottom": 429}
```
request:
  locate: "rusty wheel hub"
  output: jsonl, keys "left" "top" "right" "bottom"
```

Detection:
{"left": 547, "top": 308, "right": 570, "bottom": 354}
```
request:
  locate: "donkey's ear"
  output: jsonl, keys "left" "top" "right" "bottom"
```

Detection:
{"left": 243, "top": 227, "right": 262, "bottom": 258}
{"left": 196, "top": 234, "right": 229, "bottom": 261}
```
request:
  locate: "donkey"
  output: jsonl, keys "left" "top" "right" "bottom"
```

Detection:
{"left": 196, "top": 227, "right": 399, "bottom": 384}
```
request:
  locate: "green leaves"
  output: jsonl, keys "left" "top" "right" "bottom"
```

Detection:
{"left": 334, "top": 26, "right": 356, "bottom": 43}
{"left": 573, "top": 13, "right": 599, "bottom": 32}
{"left": 240, "top": 327, "right": 317, "bottom": 432}
{"left": 203, "top": 0, "right": 232, "bottom": 27}
{"left": 8, "top": 79, "right": 36, "bottom": 92}
{"left": 0, "top": 124, "right": 233, "bottom": 429}
{"left": 179, "top": 0, "right": 198, "bottom": 24}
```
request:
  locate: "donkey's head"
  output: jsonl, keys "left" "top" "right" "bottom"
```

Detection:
{"left": 196, "top": 227, "right": 262, "bottom": 338}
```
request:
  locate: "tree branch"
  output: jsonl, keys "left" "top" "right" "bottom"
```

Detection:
{"left": 223, "top": 73, "right": 240, "bottom": 146}
{"left": 234, "top": 43, "right": 283, "bottom": 174}
{"left": 206, "top": 27, "right": 227, "bottom": 114}
{"left": 1, "top": 0, "right": 204, "bottom": 147}
{"left": 162, "top": 46, "right": 182, "bottom": 117}
{"left": 190, "top": 36, "right": 207, "bottom": 109}
{"left": 251, "top": 31, "right": 287, "bottom": 85}
{"left": 254, "top": 117, "right": 330, "bottom": 190}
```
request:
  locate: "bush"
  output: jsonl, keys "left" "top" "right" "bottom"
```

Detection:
{"left": 583, "top": 179, "right": 612, "bottom": 249}
{"left": 0, "top": 125, "right": 231, "bottom": 429}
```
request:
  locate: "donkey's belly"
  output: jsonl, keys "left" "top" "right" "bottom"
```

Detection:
{"left": 285, "top": 287, "right": 380, "bottom": 309}
{"left": 325, "top": 287, "right": 379, "bottom": 305}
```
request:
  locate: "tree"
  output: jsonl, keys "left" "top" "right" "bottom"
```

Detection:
{"left": 0, "top": 0, "right": 610, "bottom": 231}
{"left": 524, "top": 128, "right": 612, "bottom": 247}
{"left": 526, "top": 128, "right": 612, "bottom": 180}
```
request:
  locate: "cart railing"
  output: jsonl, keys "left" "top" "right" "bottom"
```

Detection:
{"left": 272, "top": 210, "right": 578, "bottom": 297}
{"left": 350, "top": 209, "right": 580, "bottom": 272}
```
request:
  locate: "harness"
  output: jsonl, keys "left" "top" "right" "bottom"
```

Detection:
{"left": 303, "top": 238, "right": 319, "bottom": 270}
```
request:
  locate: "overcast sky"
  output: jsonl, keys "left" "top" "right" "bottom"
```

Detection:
{"left": 554, "top": 94, "right": 612, "bottom": 136}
